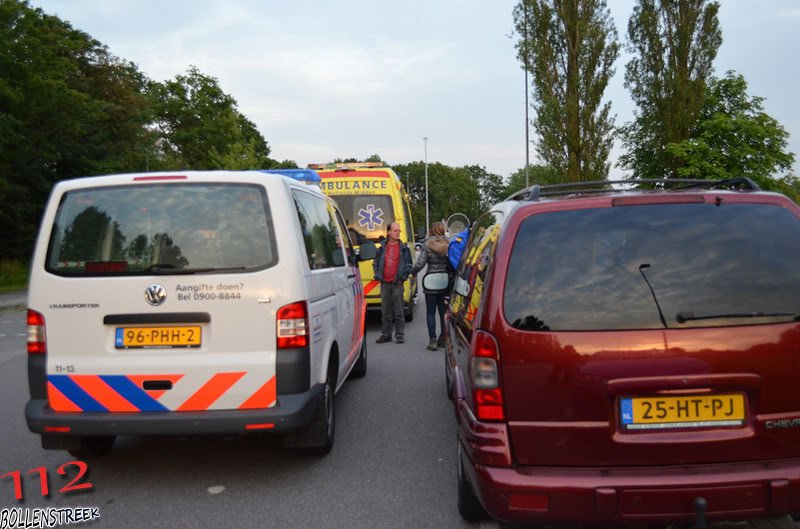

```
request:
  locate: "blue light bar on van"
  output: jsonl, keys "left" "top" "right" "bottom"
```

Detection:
{"left": 260, "top": 169, "right": 321, "bottom": 184}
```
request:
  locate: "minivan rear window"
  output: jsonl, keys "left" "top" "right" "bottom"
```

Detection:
{"left": 504, "top": 203, "right": 800, "bottom": 331}
{"left": 46, "top": 183, "right": 277, "bottom": 275}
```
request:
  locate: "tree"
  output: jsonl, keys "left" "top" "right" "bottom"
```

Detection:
{"left": 620, "top": 0, "right": 722, "bottom": 178}
{"left": 505, "top": 165, "right": 563, "bottom": 197}
{"left": 513, "top": 0, "right": 619, "bottom": 181}
{"left": 776, "top": 174, "right": 800, "bottom": 204}
{"left": 149, "top": 66, "right": 271, "bottom": 170}
{"left": 664, "top": 71, "right": 795, "bottom": 187}
{"left": 0, "top": 0, "right": 152, "bottom": 258}
{"left": 460, "top": 165, "right": 505, "bottom": 212}
{"left": 392, "top": 161, "right": 481, "bottom": 232}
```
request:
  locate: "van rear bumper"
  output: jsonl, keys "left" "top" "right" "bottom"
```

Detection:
{"left": 25, "top": 384, "right": 322, "bottom": 437}
{"left": 465, "top": 453, "right": 800, "bottom": 526}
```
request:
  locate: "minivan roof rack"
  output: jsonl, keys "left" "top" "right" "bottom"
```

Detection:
{"left": 507, "top": 177, "right": 761, "bottom": 202}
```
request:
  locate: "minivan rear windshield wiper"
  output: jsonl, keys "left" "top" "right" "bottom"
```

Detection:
{"left": 676, "top": 311, "right": 800, "bottom": 324}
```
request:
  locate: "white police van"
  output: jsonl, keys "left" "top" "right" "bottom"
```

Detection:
{"left": 25, "top": 170, "right": 375, "bottom": 457}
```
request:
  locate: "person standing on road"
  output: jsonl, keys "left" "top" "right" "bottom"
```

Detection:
{"left": 411, "top": 221, "right": 451, "bottom": 351}
{"left": 373, "top": 222, "right": 413, "bottom": 344}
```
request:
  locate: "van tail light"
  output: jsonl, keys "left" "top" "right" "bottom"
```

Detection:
{"left": 27, "top": 310, "right": 47, "bottom": 355}
{"left": 470, "top": 330, "right": 504, "bottom": 421}
{"left": 276, "top": 301, "right": 308, "bottom": 349}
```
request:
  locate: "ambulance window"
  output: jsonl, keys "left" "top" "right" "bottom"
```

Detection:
{"left": 293, "top": 190, "right": 339, "bottom": 270}
{"left": 328, "top": 195, "right": 395, "bottom": 244}
{"left": 403, "top": 199, "right": 414, "bottom": 244}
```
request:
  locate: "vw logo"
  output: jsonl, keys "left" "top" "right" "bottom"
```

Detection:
{"left": 145, "top": 284, "right": 167, "bottom": 306}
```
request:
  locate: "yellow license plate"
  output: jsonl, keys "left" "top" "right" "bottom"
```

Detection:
{"left": 620, "top": 394, "right": 745, "bottom": 430}
{"left": 115, "top": 326, "right": 202, "bottom": 348}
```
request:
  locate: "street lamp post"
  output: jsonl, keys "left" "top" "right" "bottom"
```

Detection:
{"left": 524, "top": 2, "right": 530, "bottom": 188}
{"left": 423, "top": 137, "right": 429, "bottom": 235}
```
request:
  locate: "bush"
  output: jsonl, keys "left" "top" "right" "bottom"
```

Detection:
{"left": 0, "top": 259, "right": 29, "bottom": 291}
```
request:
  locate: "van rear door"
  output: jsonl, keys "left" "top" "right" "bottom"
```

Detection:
{"left": 35, "top": 180, "right": 285, "bottom": 413}
{"left": 498, "top": 200, "right": 800, "bottom": 467}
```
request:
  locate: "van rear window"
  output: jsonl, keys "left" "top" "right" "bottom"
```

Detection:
{"left": 46, "top": 183, "right": 277, "bottom": 275}
{"left": 504, "top": 203, "right": 800, "bottom": 331}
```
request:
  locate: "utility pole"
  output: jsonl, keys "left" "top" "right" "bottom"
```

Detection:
{"left": 423, "top": 137, "right": 429, "bottom": 234}
{"left": 524, "top": 1, "right": 530, "bottom": 188}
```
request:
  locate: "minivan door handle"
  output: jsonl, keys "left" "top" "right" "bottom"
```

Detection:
{"left": 347, "top": 273, "right": 356, "bottom": 279}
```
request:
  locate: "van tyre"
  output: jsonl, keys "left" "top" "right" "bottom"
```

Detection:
{"left": 309, "top": 372, "right": 335, "bottom": 455}
{"left": 457, "top": 439, "right": 489, "bottom": 522}
{"left": 351, "top": 332, "right": 367, "bottom": 379}
{"left": 285, "top": 368, "right": 335, "bottom": 455}
{"left": 67, "top": 435, "right": 116, "bottom": 459}
{"left": 404, "top": 303, "right": 414, "bottom": 322}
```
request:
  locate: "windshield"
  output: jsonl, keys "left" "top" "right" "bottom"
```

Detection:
{"left": 327, "top": 194, "right": 396, "bottom": 244}
{"left": 504, "top": 203, "right": 800, "bottom": 330}
{"left": 46, "top": 183, "right": 277, "bottom": 275}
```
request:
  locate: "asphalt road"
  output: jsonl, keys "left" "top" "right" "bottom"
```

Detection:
{"left": 0, "top": 296, "right": 486, "bottom": 529}
{"left": 0, "top": 292, "right": 797, "bottom": 529}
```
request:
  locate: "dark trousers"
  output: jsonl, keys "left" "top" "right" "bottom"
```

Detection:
{"left": 380, "top": 281, "right": 405, "bottom": 338}
{"left": 425, "top": 293, "right": 447, "bottom": 339}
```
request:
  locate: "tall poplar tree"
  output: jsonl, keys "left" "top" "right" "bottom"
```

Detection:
{"left": 620, "top": 0, "right": 722, "bottom": 178}
{"left": 513, "top": 0, "right": 619, "bottom": 182}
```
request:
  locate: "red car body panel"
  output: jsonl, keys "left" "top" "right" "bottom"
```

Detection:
{"left": 449, "top": 190, "right": 800, "bottom": 525}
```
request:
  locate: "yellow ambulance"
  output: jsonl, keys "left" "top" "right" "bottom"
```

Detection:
{"left": 309, "top": 162, "right": 417, "bottom": 321}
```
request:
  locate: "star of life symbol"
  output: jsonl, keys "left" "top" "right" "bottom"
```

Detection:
{"left": 357, "top": 204, "right": 384, "bottom": 231}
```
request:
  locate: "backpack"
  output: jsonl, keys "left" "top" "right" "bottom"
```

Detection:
{"left": 447, "top": 227, "right": 470, "bottom": 273}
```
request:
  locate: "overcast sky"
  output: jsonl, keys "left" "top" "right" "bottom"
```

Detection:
{"left": 32, "top": 0, "right": 800, "bottom": 180}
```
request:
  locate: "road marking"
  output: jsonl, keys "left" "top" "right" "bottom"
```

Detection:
{"left": 207, "top": 485, "right": 225, "bottom": 494}
{"left": 17, "top": 333, "right": 27, "bottom": 337}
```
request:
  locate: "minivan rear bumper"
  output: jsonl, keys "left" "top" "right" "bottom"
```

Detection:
{"left": 25, "top": 384, "right": 322, "bottom": 437}
{"left": 464, "top": 452, "right": 800, "bottom": 526}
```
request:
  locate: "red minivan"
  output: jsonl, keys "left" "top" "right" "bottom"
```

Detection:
{"left": 445, "top": 179, "right": 800, "bottom": 527}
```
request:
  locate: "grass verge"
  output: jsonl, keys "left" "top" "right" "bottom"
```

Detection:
{"left": 0, "top": 259, "right": 29, "bottom": 292}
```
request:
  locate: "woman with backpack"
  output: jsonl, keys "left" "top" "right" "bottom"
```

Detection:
{"left": 411, "top": 221, "right": 451, "bottom": 351}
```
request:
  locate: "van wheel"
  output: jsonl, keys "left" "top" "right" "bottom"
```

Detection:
{"left": 67, "top": 435, "right": 116, "bottom": 459}
{"left": 351, "top": 333, "right": 367, "bottom": 379}
{"left": 457, "top": 439, "right": 489, "bottom": 521}
{"left": 283, "top": 368, "right": 335, "bottom": 455}
{"left": 310, "top": 372, "right": 335, "bottom": 455}
{"left": 404, "top": 303, "right": 414, "bottom": 322}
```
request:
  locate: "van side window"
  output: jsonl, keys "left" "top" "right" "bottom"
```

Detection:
{"left": 450, "top": 211, "right": 503, "bottom": 339}
{"left": 333, "top": 208, "right": 356, "bottom": 267}
{"left": 292, "top": 190, "right": 339, "bottom": 270}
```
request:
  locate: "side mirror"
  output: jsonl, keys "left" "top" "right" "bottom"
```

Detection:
{"left": 453, "top": 276, "right": 469, "bottom": 297}
{"left": 357, "top": 241, "right": 377, "bottom": 261}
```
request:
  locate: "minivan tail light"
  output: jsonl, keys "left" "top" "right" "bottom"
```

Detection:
{"left": 27, "top": 310, "right": 47, "bottom": 354}
{"left": 471, "top": 330, "right": 504, "bottom": 421}
{"left": 276, "top": 301, "right": 308, "bottom": 349}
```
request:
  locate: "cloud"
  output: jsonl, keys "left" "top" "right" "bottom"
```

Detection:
{"left": 779, "top": 10, "right": 800, "bottom": 18}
